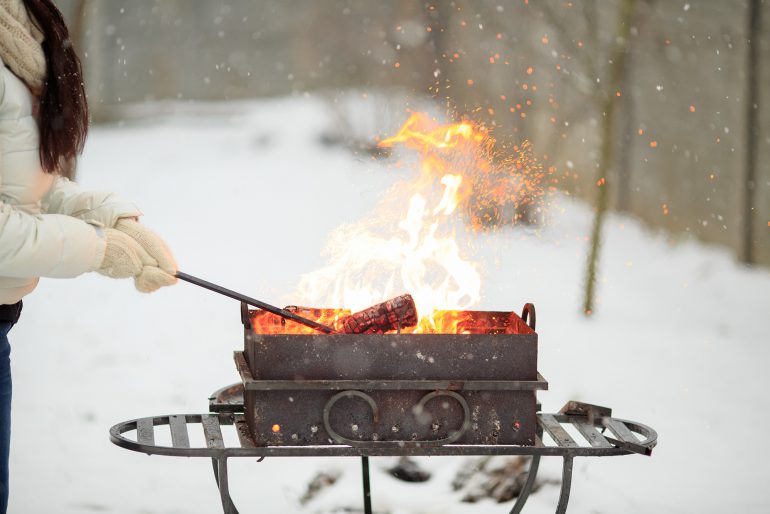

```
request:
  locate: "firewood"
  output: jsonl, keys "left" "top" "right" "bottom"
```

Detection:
{"left": 335, "top": 294, "right": 417, "bottom": 334}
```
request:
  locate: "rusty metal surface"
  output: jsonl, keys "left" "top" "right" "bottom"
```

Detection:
{"left": 244, "top": 333, "right": 538, "bottom": 381}
{"left": 208, "top": 383, "right": 245, "bottom": 413}
{"left": 559, "top": 401, "right": 612, "bottom": 424}
{"left": 245, "top": 388, "right": 537, "bottom": 446}
{"left": 242, "top": 305, "right": 540, "bottom": 446}
{"left": 234, "top": 351, "right": 548, "bottom": 391}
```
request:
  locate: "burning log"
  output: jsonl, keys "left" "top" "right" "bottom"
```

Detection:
{"left": 335, "top": 294, "right": 417, "bottom": 334}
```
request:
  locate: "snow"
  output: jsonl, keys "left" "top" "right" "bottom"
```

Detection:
{"left": 9, "top": 95, "right": 770, "bottom": 513}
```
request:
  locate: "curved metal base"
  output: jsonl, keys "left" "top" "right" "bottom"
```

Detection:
{"left": 211, "top": 457, "right": 239, "bottom": 514}
{"left": 206, "top": 452, "right": 572, "bottom": 514}
{"left": 204, "top": 453, "right": 556, "bottom": 514}
{"left": 507, "top": 455, "right": 574, "bottom": 514}
{"left": 509, "top": 455, "right": 541, "bottom": 514}
{"left": 556, "top": 456, "right": 574, "bottom": 513}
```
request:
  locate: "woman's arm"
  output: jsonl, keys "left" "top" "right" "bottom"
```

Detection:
{"left": 34, "top": 176, "right": 176, "bottom": 293}
{"left": 0, "top": 71, "right": 105, "bottom": 280}
{"left": 41, "top": 175, "right": 141, "bottom": 227}
{"left": 0, "top": 198, "right": 105, "bottom": 279}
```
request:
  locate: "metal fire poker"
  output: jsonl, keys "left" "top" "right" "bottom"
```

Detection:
{"left": 175, "top": 271, "right": 336, "bottom": 334}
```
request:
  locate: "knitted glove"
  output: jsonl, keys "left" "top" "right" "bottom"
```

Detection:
{"left": 97, "top": 228, "right": 153, "bottom": 278}
{"left": 97, "top": 226, "right": 176, "bottom": 293}
{"left": 114, "top": 219, "right": 176, "bottom": 271}
{"left": 113, "top": 219, "right": 177, "bottom": 292}
{"left": 134, "top": 265, "right": 177, "bottom": 293}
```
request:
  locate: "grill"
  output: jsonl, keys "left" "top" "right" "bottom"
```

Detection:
{"left": 240, "top": 304, "right": 546, "bottom": 447}
{"left": 110, "top": 300, "right": 658, "bottom": 514}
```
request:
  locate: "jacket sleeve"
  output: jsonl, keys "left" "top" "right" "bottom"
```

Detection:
{"left": 41, "top": 175, "right": 142, "bottom": 227}
{"left": 0, "top": 69, "right": 108, "bottom": 280}
{"left": 0, "top": 197, "right": 106, "bottom": 279}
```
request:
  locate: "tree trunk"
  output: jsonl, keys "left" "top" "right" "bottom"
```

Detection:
{"left": 741, "top": 0, "right": 762, "bottom": 264}
{"left": 582, "top": 0, "right": 638, "bottom": 316}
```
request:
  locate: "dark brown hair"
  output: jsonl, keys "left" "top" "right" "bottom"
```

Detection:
{"left": 23, "top": 0, "right": 89, "bottom": 174}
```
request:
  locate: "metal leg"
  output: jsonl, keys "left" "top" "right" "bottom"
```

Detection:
{"left": 213, "top": 457, "right": 240, "bottom": 514}
{"left": 555, "top": 456, "right": 574, "bottom": 514}
{"left": 361, "top": 456, "right": 372, "bottom": 514}
{"left": 211, "top": 458, "right": 219, "bottom": 485}
{"left": 508, "top": 455, "right": 541, "bottom": 514}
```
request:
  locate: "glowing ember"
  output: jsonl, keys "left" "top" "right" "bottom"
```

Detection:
{"left": 251, "top": 308, "right": 349, "bottom": 335}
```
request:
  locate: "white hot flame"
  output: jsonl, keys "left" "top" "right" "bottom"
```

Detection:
{"left": 296, "top": 174, "right": 481, "bottom": 321}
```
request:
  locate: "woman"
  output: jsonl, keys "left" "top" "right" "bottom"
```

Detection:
{"left": 0, "top": 0, "right": 177, "bottom": 510}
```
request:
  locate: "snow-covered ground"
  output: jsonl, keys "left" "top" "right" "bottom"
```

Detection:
{"left": 9, "top": 96, "right": 770, "bottom": 513}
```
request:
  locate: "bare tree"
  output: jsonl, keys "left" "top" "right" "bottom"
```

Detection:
{"left": 742, "top": 0, "right": 762, "bottom": 264}
{"left": 535, "top": 0, "right": 639, "bottom": 315}
{"left": 582, "top": 0, "right": 638, "bottom": 315}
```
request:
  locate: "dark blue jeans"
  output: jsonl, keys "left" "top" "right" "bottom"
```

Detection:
{"left": 0, "top": 322, "right": 11, "bottom": 514}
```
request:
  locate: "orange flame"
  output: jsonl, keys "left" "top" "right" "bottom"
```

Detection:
{"left": 251, "top": 307, "right": 350, "bottom": 335}
{"left": 262, "top": 112, "right": 549, "bottom": 335}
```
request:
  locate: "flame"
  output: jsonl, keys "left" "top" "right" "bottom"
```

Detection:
{"left": 254, "top": 112, "right": 546, "bottom": 335}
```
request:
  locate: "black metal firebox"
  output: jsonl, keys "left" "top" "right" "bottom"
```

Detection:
{"left": 240, "top": 304, "right": 547, "bottom": 447}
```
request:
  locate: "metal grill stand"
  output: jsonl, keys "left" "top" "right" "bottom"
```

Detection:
{"left": 110, "top": 393, "right": 656, "bottom": 514}
{"left": 109, "top": 303, "right": 657, "bottom": 513}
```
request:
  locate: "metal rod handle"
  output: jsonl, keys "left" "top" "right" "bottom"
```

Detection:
{"left": 175, "top": 271, "right": 336, "bottom": 334}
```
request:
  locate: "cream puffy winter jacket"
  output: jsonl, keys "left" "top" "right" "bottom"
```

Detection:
{"left": 0, "top": 57, "right": 141, "bottom": 304}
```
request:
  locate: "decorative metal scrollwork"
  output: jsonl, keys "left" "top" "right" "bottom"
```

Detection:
{"left": 322, "top": 389, "right": 471, "bottom": 448}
